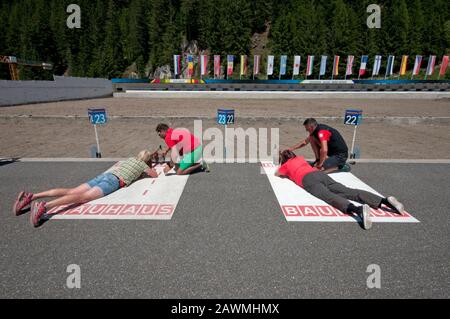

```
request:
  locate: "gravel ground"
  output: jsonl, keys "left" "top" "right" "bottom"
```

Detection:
{"left": 1, "top": 97, "right": 449, "bottom": 159}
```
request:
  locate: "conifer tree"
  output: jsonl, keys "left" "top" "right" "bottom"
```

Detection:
{"left": 0, "top": 0, "right": 449, "bottom": 79}
{"left": 386, "top": 0, "right": 411, "bottom": 55}
{"left": 408, "top": 0, "right": 425, "bottom": 55}
{"left": 101, "top": 0, "right": 126, "bottom": 78}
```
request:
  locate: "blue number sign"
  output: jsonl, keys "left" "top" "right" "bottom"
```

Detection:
{"left": 344, "top": 109, "right": 363, "bottom": 126}
{"left": 88, "top": 108, "right": 107, "bottom": 125}
{"left": 217, "top": 109, "right": 235, "bottom": 125}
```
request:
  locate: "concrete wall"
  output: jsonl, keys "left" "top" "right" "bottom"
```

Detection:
{"left": 113, "top": 82, "right": 450, "bottom": 93}
{"left": 0, "top": 76, "right": 113, "bottom": 106}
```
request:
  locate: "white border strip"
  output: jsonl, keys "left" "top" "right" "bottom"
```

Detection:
{"left": 48, "top": 215, "right": 172, "bottom": 220}
{"left": 351, "top": 159, "right": 450, "bottom": 164}
{"left": 122, "top": 90, "right": 450, "bottom": 95}
{"left": 285, "top": 216, "right": 419, "bottom": 223}
{"left": 115, "top": 91, "right": 450, "bottom": 100}
{"left": 2, "top": 115, "right": 450, "bottom": 121}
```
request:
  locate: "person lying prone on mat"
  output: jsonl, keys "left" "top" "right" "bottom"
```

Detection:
{"left": 13, "top": 150, "right": 159, "bottom": 228}
{"left": 275, "top": 150, "right": 405, "bottom": 230}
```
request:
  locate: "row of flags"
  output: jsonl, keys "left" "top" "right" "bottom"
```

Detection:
{"left": 174, "top": 55, "right": 450, "bottom": 79}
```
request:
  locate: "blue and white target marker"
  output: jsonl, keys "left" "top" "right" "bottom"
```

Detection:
{"left": 88, "top": 108, "right": 107, "bottom": 158}
{"left": 88, "top": 108, "right": 107, "bottom": 125}
{"left": 345, "top": 109, "right": 363, "bottom": 159}
{"left": 217, "top": 109, "right": 235, "bottom": 160}
{"left": 217, "top": 109, "right": 235, "bottom": 125}
{"left": 345, "top": 109, "right": 363, "bottom": 126}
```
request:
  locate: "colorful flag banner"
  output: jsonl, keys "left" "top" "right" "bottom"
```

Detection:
{"left": 187, "top": 55, "right": 194, "bottom": 77}
{"left": 253, "top": 55, "right": 261, "bottom": 77}
{"left": 200, "top": 55, "right": 208, "bottom": 76}
{"left": 359, "top": 55, "right": 369, "bottom": 78}
{"left": 267, "top": 55, "right": 274, "bottom": 76}
{"left": 372, "top": 55, "right": 382, "bottom": 77}
{"left": 306, "top": 56, "right": 314, "bottom": 77}
{"left": 399, "top": 55, "right": 408, "bottom": 76}
{"left": 425, "top": 55, "right": 436, "bottom": 77}
{"left": 332, "top": 55, "right": 340, "bottom": 78}
{"left": 319, "top": 55, "right": 328, "bottom": 77}
{"left": 240, "top": 55, "right": 248, "bottom": 76}
{"left": 214, "top": 55, "right": 221, "bottom": 78}
{"left": 385, "top": 55, "right": 395, "bottom": 78}
{"left": 346, "top": 55, "right": 354, "bottom": 77}
{"left": 173, "top": 55, "right": 181, "bottom": 76}
{"left": 293, "top": 55, "right": 301, "bottom": 76}
{"left": 280, "top": 55, "right": 287, "bottom": 77}
{"left": 412, "top": 55, "right": 423, "bottom": 78}
{"left": 227, "top": 55, "right": 234, "bottom": 77}
{"left": 439, "top": 55, "right": 449, "bottom": 78}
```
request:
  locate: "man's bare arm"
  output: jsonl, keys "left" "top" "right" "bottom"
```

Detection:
{"left": 162, "top": 148, "right": 171, "bottom": 157}
{"left": 289, "top": 136, "right": 310, "bottom": 151}
{"left": 316, "top": 140, "right": 329, "bottom": 169}
{"left": 142, "top": 168, "right": 158, "bottom": 179}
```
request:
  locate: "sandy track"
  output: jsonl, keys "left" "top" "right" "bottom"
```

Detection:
{"left": 1, "top": 97, "right": 449, "bottom": 159}
{"left": 1, "top": 117, "right": 450, "bottom": 159}
{"left": 1, "top": 97, "right": 450, "bottom": 118}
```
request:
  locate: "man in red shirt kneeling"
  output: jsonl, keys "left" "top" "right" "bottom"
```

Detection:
{"left": 156, "top": 123, "right": 209, "bottom": 175}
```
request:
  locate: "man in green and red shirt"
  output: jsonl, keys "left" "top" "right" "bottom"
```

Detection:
{"left": 156, "top": 123, "right": 208, "bottom": 175}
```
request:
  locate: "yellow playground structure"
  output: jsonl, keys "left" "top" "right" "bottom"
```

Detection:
{"left": 0, "top": 55, "right": 53, "bottom": 80}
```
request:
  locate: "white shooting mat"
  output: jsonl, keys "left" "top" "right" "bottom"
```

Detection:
{"left": 47, "top": 164, "right": 188, "bottom": 220}
{"left": 261, "top": 161, "right": 419, "bottom": 223}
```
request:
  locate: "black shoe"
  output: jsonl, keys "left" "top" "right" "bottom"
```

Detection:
{"left": 339, "top": 163, "right": 351, "bottom": 172}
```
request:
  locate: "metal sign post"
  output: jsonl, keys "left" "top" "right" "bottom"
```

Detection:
{"left": 217, "top": 109, "right": 235, "bottom": 161}
{"left": 344, "top": 109, "right": 363, "bottom": 159}
{"left": 350, "top": 124, "right": 358, "bottom": 157}
{"left": 93, "top": 124, "right": 102, "bottom": 158}
{"left": 88, "top": 108, "right": 107, "bottom": 158}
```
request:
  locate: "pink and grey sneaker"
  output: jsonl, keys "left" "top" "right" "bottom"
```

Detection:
{"left": 13, "top": 191, "right": 34, "bottom": 216}
{"left": 30, "top": 202, "right": 47, "bottom": 228}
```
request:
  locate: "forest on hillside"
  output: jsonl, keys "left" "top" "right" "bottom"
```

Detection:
{"left": 0, "top": 0, "right": 449, "bottom": 80}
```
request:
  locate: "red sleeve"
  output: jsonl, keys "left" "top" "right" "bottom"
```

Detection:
{"left": 317, "top": 129, "right": 331, "bottom": 142}
{"left": 278, "top": 163, "right": 288, "bottom": 176}
{"left": 165, "top": 135, "right": 176, "bottom": 149}
{"left": 165, "top": 129, "right": 183, "bottom": 149}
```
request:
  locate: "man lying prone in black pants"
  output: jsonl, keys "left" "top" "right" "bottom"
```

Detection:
{"left": 275, "top": 150, "right": 405, "bottom": 230}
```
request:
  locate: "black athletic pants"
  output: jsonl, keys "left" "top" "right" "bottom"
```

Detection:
{"left": 302, "top": 171, "right": 383, "bottom": 212}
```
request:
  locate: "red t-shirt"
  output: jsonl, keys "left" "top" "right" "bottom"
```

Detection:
{"left": 165, "top": 128, "right": 201, "bottom": 154}
{"left": 278, "top": 156, "right": 318, "bottom": 187}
